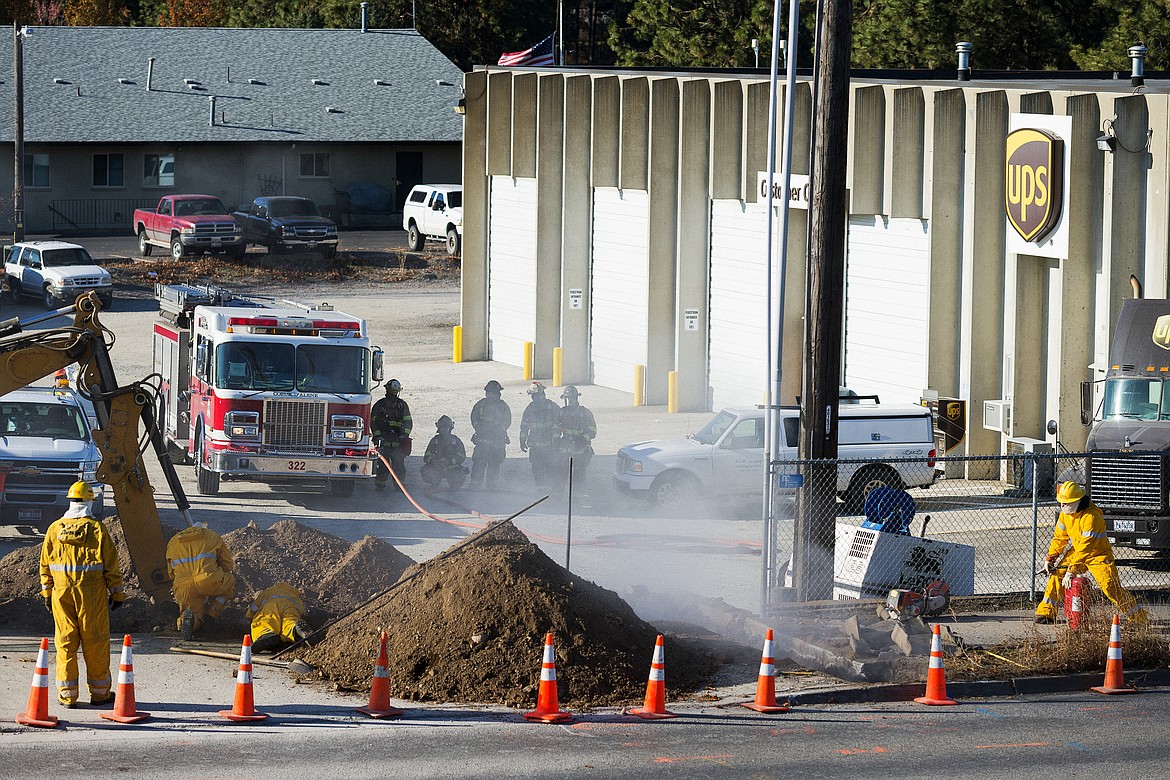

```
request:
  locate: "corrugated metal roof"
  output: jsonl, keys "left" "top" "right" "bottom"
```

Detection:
{"left": 0, "top": 26, "right": 465, "bottom": 143}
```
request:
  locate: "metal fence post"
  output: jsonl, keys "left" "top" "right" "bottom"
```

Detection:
{"left": 1029, "top": 451, "right": 1039, "bottom": 601}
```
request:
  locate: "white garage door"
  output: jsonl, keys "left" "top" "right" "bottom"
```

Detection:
{"left": 845, "top": 216, "right": 930, "bottom": 404}
{"left": 709, "top": 199, "right": 769, "bottom": 409}
{"left": 590, "top": 188, "right": 649, "bottom": 391}
{"left": 487, "top": 176, "right": 538, "bottom": 367}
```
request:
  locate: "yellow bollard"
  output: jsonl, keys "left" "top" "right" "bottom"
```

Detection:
{"left": 552, "top": 347, "right": 564, "bottom": 388}
{"left": 452, "top": 325, "right": 463, "bottom": 363}
{"left": 523, "top": 341, "right": 534, "bottom": 381}
{"left": 667, "top": 370, "right": 679, "bottom": 414}
{"left": 633, "top": 364, "right": 645, "bottom": 407}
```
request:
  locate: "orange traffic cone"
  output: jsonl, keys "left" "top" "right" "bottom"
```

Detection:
{"left": 219, "top": 635, "right": 269, "bottom": 722}
{"left": 630, "top": 635, "right": 677, "bottom": 720}
{"left": 914, "top": 624, "right": 957, "bottom": 706}
{"left": 1091, "top": 614, "right": 1138, "bottom": 695}
{"left": 522, "top": 633, "right": 573, "bottom": 723}
{"left": 15, "top": 637, "right": 59, "bottom": 728}
{"left": 741, "top": 628, "right": 790, "bottom": 713}
{"left": 357, "top": 630, "right": 403, "bottom": 719}
{"left": 100, "top": 634, "right": 150, "bottom": 724}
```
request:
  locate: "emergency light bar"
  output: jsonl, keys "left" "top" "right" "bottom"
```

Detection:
{"left": 226, "top": 315, "right": 362, "bottom": 336}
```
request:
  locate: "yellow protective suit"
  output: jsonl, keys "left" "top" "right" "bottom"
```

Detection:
{"left": 1036, "top": 501, "right": 1147, "bottom": 625}
{"left": 39, "top": 510, "right": 125, "bottom": 705}
{"left": 247, "top": 582, "right": 307, "bottom": 646}
{"left": 166, "top": 525, "right": 236, "bottom": 632}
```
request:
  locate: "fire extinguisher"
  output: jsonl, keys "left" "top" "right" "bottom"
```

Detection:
{"left": 1063, "top": 573, "right": 1090, "bottom": 630}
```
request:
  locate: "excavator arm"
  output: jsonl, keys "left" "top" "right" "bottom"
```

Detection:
{"left": 0, "top": 292, "right": 190, "bottom": 602}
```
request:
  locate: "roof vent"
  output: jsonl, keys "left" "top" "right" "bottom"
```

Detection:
{"left": 325, "top": 106, "right": 344, "bottom": 113}
{"left": 184, "top": 78, "right": 201, "bottom": 86}
{"left": 187, "top": 83, "right": 205, "bottom": 91}
{"left": 312, "top": 78, "right": 329, "bottom": 86}
{"left": 248, "top": 78, "right": 266, "bottom": 86}
{"left": 118, "top": 78, "right": 135, "bottom": 85}
{"left": 374, "top": 79, "right": 391, "bottom": 86}
{"left": 53, "top": 77, "right": 70, "bottom": 85}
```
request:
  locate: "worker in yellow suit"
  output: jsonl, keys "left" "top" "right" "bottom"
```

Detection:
{"left": 1036, "top": 481, "right": 1148, "bottom": 626}
{"left": 246, "top": 582, "right": 312, "bottom": 653}
{"left": 166, "top": 523, "right": 236, "bottom": 640}
{"left": 39, "top": 481, "right": 125, "bottom": 707}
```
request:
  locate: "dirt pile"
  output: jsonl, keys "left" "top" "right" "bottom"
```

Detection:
{"left": 298, "top": 522, "right": 716, "bottom": 709}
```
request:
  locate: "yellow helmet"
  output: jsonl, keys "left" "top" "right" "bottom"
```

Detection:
{"left": 67, "top": 481, "right": 94, "bottom": 501}
{"left": 1056, "top": 481, "right": 1085, "bottom": 504}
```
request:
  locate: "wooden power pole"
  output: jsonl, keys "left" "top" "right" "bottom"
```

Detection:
{"left": 793, "top": 0, "right": 851, "bottom": 602}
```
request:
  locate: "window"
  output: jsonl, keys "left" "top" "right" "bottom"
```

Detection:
{"left": 93, "top": 153, "right": 124, "bottom": 188}
{"left": 300, "top": 152, "right": 330, "bottom": 178}
{"left": 408, "top": 189, "right": 427, "bottom": 204}
{"left": 144, "top": 153, "right": 174, "bottom": 187}
{"left": 24, "top": 153, "right": 49, "bottom": 188}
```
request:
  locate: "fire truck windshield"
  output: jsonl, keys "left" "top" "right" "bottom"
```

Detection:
{"left": 216, "top": 342, "right": 368, "bottom": 394}
{"left": 1102, "top": 377, "right": 1170, "bottom": 421}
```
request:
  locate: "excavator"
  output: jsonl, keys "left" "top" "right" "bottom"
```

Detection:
{"left": 0, "top": 291, "right": 190, "bottom": 603}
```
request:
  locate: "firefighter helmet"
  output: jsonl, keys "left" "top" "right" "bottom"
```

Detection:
{"left": 561, "top": 385, "right": 581, "bottom": 401}
{"left": 527, "top": 381, "right": 546, "bottom": 397}
{"left": 436, "top": 415, "right": 455, "bottom": 431}
{"left": 67, "top": 481, "right": 94, "bottom": 501}
{"left": 1056, "top": 481, "right": 1085, "bottom": 504}
{"left": 388, "top": 379, "right": 402, "bottom": 394}
{"left": 484, "top": 380, "right": 503, "bottom": 393}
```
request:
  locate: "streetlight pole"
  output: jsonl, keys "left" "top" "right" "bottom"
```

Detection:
{"left": 13, "top": 24, "right": 25, "bottom": 244}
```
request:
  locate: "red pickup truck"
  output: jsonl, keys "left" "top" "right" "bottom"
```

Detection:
{"left": 134, "top": 195, "right": 246, "bottom": 261}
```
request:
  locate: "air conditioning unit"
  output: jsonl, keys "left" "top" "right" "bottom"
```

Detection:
{"left": 1005, "top": 436, "right": 1054, "bottom": 496}
{"left": 983, "top": 399, "right": 1012, "bottom": 433}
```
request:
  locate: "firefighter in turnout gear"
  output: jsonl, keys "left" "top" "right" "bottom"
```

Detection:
{"left": 556, "top": 385, "right": 597, "bottom": 484}
{"left": 166, "top": 523, "right": 236, "bottom": 640}
{"left": 371, "top": 378, "right": 413, "bottom": 491}
{"left": 1035, "top": 481, "right": 1148, "bottom": 626}
{"left": 246, "top": 582, "right": 311, "bottom": 654}
{"left": 421, "top": 415, "right": 468, "bottom": 489}
{"left": 469, "top": 379, "right": 511, "bottom": 488}
{"left": 519, "top": 381, "right": 561, "bottom": 487}
{"left": 39, "top": 481, "right": 125, "bottom": 707}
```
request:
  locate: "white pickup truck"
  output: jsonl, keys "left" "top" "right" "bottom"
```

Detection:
{"left": 614, "top": 403, "right": 939, "bottom": 512}
{"left": 402, "top": 184, "right": 463, "bottom": 255}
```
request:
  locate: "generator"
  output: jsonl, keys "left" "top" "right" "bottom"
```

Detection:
{"left": 832, "top": 522, "right": 976, "bottom": 600}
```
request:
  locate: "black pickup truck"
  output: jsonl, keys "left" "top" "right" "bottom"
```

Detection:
{"left": 233, "top": 196, "right": 339, "bottom": 258}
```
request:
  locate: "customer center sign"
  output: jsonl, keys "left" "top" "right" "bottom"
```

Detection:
{"left": 1005, "top": 114, "right": 1071, "bottom": 259}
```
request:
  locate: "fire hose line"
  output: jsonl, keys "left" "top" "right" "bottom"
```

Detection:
{"left": 379, "top": 453, "right": 760, "bottom": 552}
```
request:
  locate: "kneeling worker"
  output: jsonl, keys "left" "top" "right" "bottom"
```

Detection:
{"left": 247, "top": 582, "right": 311, "bottom": 653}
{"left": 1035, "top": 481, "right": 1148, "bottom": 626}
{"left": 421, "top": 415, "right": 468, "bottom": 489}
{"left": 167, "top": 523, "right": 236, "bottom": 640}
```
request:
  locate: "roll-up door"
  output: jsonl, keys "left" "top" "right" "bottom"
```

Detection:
{"left": 845, "top": 215, "right": 930, "bottom": 403}
{"left": 590, "top": 188, "right": 649, "bottom": 391}
{"left": 708, "top": 199, "right": 769, "bottom": 409}
{"left": 487, "top": 176, "right": 538, "bottom": 366}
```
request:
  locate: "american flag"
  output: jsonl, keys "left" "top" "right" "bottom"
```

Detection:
{"left": 498, "top": 33, "right": 556, "bottom": 67}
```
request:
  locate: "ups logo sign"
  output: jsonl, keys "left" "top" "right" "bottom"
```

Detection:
{"left": 1005, "top": 128, "right": 1064, "bottom": 243}
{"left": 1153, "top": 315, "right": 1170, "bottom": 350}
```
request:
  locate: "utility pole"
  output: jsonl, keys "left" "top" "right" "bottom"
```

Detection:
{"left": 792, "top": 0, "right": 851, "bottom": 602}
{"left": 13, "top": 24, "right": 25, "bottom": 244}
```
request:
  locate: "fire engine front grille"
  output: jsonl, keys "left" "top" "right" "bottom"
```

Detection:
{"left": 1090, "top": 453, "right": 1163, "bottom": 511}
{"left": 263, "top": 399, "right": 326, "bottom": 450}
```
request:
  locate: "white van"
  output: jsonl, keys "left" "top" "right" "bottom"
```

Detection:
{"left": 614, "top": 403, "right": 938, "bottom": 511}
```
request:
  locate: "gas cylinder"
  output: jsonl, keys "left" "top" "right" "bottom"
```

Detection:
{"left": 1063, "top": 574, "right": 1091, "bottom": 630}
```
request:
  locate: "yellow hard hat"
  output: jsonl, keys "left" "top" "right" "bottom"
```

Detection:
{"left": 67, "top": 481, "right": 94, "bottom": 501}
{"left": 1056, "top": 481, "right": 1085, "bottom": 504}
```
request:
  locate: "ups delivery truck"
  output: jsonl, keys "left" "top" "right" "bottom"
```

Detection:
{"left": 1083, "top": 297, "right": 1170, "bottom": 551}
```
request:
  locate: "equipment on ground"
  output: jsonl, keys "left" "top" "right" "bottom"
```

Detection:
{"left": 886, "top": 580, "right": 951, "bottom": 619}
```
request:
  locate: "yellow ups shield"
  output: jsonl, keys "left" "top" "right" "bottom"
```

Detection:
{"left": 1153, "top": 314, "right": 1170, "bottom": 350}
{"left": 1005, "top": 128, "right": 1064, "bottom": 243}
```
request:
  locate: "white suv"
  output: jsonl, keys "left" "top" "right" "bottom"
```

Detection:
{"left": 4, "top": 240, "right": 114, "bottom": 309}
{"left": 402, "top": 184, "right": 463, "bottom": 255}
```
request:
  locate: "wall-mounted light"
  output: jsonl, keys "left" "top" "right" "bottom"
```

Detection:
{"left": 1097, "top": 116, "right": 1153, "bottom": 154}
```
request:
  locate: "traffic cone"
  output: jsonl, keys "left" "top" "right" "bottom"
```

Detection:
{"left": 219, "top": 635, "right": 269, "bottom": 722}
{"left": 1091, "top": 614, "right": 1138, "bottom": 695}
{"left": 741, "top": 628, "right": 790, "bottom": 713}
{"left": 629, "top": 635, "right": 677, "bottom": 720}
{"left": 914, "top": 624, "right": 957, "bottom": 706}
{"left": 14, "top": 637, "right": 59, "bottom": 728}
{"left": 100, "top": 635, "right": 150, "bottom": 724}
{"left": 522, "top": 633, "right": 573, "bottom": 723}
{"left": 357, "top": 630, "right": 403, "bottom": 719}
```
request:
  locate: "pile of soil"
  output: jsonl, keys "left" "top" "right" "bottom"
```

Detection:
{"left": 298, "top": 523, "right": 718, "bottom": 709}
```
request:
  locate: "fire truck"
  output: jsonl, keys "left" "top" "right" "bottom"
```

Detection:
{"left": 152, "top": 283, "right": 384, "bottom": 497}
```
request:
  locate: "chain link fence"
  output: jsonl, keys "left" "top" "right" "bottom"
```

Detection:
{"left": 768, "top": 451, "right": 1170, "bottom": 607}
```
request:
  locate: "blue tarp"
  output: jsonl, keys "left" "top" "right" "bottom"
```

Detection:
{"left": 860, "top": 487, "right": 916, "bottom": 535}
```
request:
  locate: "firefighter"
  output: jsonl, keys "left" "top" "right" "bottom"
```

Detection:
{"left": 519, "top": 381, "right": 561, "bottom": 486}
{"left": 246, "top": 582, "right": 311, "bottom": 654}
{"left": 166, "top": 522, "right": 236, "bottom": 641}
{"left": 39, "top": 481, "right": 124, "bottom": 707}
{"left": 469, "top": 379, "right": 511, "bottom": 488}
{"left": 371, "top": 378, "right": 413, "bottom": 491}
{"left": 420, "top": 415, "right": 468, "bottom": 489}
{"left": 1035, "top": 481, "right": 1148, "bottom": 626}
{"left": 556, "top": 385, "right": 597, "bottom": 484}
